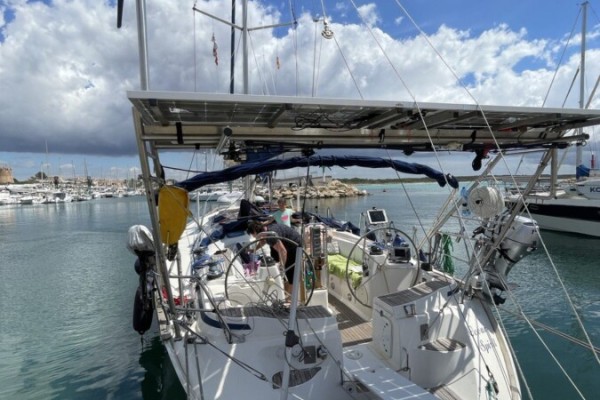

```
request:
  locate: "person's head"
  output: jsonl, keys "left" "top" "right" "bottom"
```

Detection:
{"left": 277, "top": 198, "right": 287, "bottom": 210}
{"left": 246, "top": 220, "right": 264, "bottom": 236}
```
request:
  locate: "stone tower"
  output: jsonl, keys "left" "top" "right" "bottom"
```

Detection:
{"left": 0, "top": 166, "right": 15, "bottom": 184}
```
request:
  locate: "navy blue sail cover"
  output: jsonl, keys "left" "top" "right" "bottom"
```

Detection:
{"left": 176, "top": 155, "right": 458, "bottom": 191}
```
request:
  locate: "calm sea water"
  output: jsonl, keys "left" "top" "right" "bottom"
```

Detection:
{"left": 0, "top": 183, "right": 598, "bottom": 399}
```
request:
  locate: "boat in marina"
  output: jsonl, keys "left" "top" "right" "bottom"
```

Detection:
{"left": 126, "top": 92, "right": 600, "bottom": 400}
{"left": 0, "top": 188, "right": 18, "bottom": 205}
{"left": 505, "top": 181, "right": 600, "bottom": 237}
{"left": 189, "top": 187, "right": 230, "bottom": 202}
{"left": 215, "top": 190, "right": 245, "bottom": 204}
{"left": 121, "top": 1, "right": 600, "bottom": 399}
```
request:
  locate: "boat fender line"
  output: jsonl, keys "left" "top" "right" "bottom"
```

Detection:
{"left": 133, "top": 285, "right": 154, "bottom": 335}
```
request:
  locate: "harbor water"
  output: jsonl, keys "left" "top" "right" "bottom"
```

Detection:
{"left": 0, "top": 183, "right": 598, "bottom": 399}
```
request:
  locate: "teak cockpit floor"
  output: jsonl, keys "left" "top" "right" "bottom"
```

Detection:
{"left": 328, "top": 294, "right": 373, "bottom": 347}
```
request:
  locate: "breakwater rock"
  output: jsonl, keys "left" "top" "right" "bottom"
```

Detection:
{"left": 271, "top": 180, "right": 368, "bottom": 199}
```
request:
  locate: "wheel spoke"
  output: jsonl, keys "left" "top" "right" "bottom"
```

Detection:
{"left": 225, "top": 236, "right": 315, "bottom": 306}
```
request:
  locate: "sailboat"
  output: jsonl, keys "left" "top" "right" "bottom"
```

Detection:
{"left": 121, "top": 1, "right": 600, "bottom": 399}
{"left": 505, "top": 1, "right": 600, "bottom": 237}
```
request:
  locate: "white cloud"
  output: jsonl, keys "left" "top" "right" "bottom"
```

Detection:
{"left": 0, "top": 0, "right": 599, "bottom": 181}
{"left": 356, "top": 3, "right": 380, "bottom": 27}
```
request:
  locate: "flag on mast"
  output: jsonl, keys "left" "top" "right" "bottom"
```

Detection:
{"left": 211, "top": 33, "right": 219, "bottom": 66}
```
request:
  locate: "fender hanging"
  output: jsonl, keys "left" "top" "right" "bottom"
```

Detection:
{"left": 132, "top": 286, "right": 154, "bottom": 335}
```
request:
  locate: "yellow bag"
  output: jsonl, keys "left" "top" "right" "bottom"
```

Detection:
{"left": 158, "top": 186, "right": 189, "bottom": 245}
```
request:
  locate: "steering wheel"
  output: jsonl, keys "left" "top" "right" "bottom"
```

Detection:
{"left": 224, "top": 236, "right": 316, "bottom": 306}
{"left": 345, "top": 227, "right": 419, "bottom": 308}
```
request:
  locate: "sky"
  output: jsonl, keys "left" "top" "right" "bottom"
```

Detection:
{"left": 1, "top": 0, "right": 600, "bottom": 182}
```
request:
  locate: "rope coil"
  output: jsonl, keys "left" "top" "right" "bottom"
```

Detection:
{"left": 467, "top": 187, "right": 505, "bottom": 218}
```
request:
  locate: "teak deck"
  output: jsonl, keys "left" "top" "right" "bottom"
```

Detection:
{"left": 328, "top": 294, "right": 373, "bottom": 347}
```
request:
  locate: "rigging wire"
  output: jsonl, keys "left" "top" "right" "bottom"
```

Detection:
{"left": 369, "top": 0, "right": 600, "bottom": 392}
{"left": 542, "top": 7, "right": 581, "bottom": 107}
{"left": 347, "top": 0, "right": 484, "bottom": 268}
{"left": 332, "top": 34, "right": 364, "bottom": 99}
{"left": 502, "top": 307, "right": 600, "bottom": 355}
{"left": 315, "top": 24, "right": 325, "bottom": 97}
{"left": 247, "top": 31, "right": 268, "bottom": 95}
{"left": 553, "top": 4, "right": 600, "bottom": 171}
{"left": 516, "top": 8, "right": 580, "bottom": 175}
{"left": 319, "top": 1, "right": 363, "bottom": 98}
{"left": 269, "top": 48, "right": 279, "bottom": 95}
{"left": 177, "top": 1, "right": 596, "bottom": 396}
{"left": 378, "top": 145, "right": 516, "bottom": 394}
{"left": 177, "top": 322, "right": 271, "bottom": 382}
{"left": 562, "top": 68, "right": 580, "bottom": 108}
{"left": 291, "top": 1, "right": 299, "bottom": 95}
{"left": 228, "top": 29, "right": 244, "bottom": 94}
{"left": 312, "top": 18, "right": 319, "bottom": 97}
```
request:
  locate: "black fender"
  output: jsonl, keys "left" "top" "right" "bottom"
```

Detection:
{"left": 133, "top": 286, "right": 154, "bottom": 334}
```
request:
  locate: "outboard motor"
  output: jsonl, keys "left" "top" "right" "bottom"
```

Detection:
{"left": 127, "top": 225, "right": 156, "bottom": 335}
{"left": 484, "top": 213, "right": 539, "bottom": 277}
{"left": 474, "top": 211, "right": 538, "bottom": 296}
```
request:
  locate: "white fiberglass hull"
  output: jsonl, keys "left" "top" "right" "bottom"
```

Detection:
{"left": 511, "top": 196, "right": 600, "bottom": 237}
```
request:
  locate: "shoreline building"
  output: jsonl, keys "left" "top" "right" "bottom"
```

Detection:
{"left": 0, "top": 166, "right": 14, "bottom": 184}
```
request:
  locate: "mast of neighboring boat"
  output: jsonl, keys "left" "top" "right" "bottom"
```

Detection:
{"left": 44, "top": 140, "right": 50, "bottom": 187}
{"left": 576, "top": 1, "right": 588, "bottom": 174}
{"left": 242, "top": 0, "right": 248, "bottom": 94}
{"left": 229, "top": 0, "right": 235, "bottom": 94}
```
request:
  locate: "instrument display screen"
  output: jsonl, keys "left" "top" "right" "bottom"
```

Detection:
{"left": 367, "top": 209, "right": 388, "bottom": 224}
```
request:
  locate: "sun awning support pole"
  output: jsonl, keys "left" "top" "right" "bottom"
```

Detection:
{"left": 550, "top": 148, "right": 558, "bottom": 197}
{"left": 133, "top": 108, "right": 181, "bottom": 340}
{"left": 280, "top": 247, "right": 305, "bottom": 399}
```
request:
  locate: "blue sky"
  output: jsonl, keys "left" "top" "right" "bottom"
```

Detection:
{"left": 1, "top": 0, "right": 599, "bottom": 181}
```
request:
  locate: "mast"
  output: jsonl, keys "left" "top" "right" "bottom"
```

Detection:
{"left": 230, "top": 0, "right": 236, "bottom": 94}
{"left": 242, "top": 0, "right": 249, "bottom": 94}
{"left": 576, "top": 1, "right": 588, "bottom": 175}
{"left": 45, "top": 140, "right": 50, "bottom": 184}
{"left": 193, "top": 0, "right": 295, "bottom": 94}
{"left": 136, "top": 0, "right": 150, "bottom": 90}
